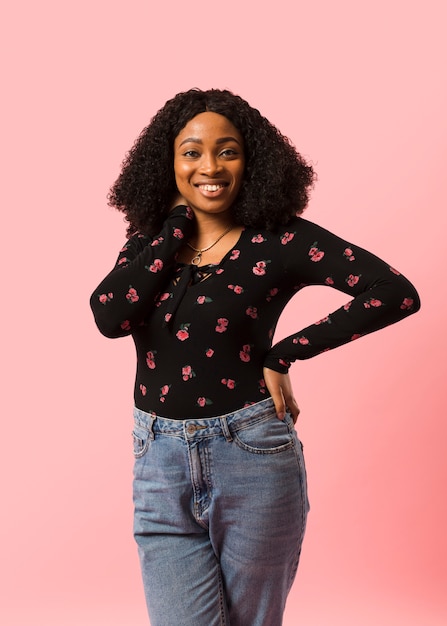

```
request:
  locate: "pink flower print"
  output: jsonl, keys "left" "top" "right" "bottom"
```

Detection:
{"left": 126, "top": 287, "right": 139, "bottom": 303}
{"left": 266, "top": 287, "right": 279, "bottom": 301}
{"left": 221, "top": 378, "right": 236, "bottom": 389}
{"left": 215, "top": 268, "right": 224, "bottom": 274}
{"left": 173, "top": 228, "right": 184, "bottom": 239}
{"left": 120, "top": 320, "right": 131, "bottom": 331}
{"left": 195, "top": 295, "right": 212, "bottom": 305}
{"left": 251, "top": 234, "right": 265, "bottom": 243}
{"left": 343, "top": 247, "right": 355, "bottom": 261}
{"left": 390, "top": 266, "right": 401, "bottom": 275}
{"left": 279, "top": 358, "right": 291, "bottom": 368}
{"left": 308, "top": 242, "right": 325, "bottom": 262}
{"left": 292, "top": 336, "right": 310, "bottom": 345}
{"left": 400, "top": 297, "right": 414, "bottom": 310}
{"left": 364, "top": 298, "right": 382, "bottom": 308}
{"left": 346, "top": 274, "right": 360, "bottom": 288}
{"left": 281, "top": 232, "right": 295, "bottom": 245}
{"left": 311, "top": 251, "right": 325, "bottom": 262}
{"left": 230, "top": 249, "right": 240, "bottom": 260}
{"left": 246, "top": 306, "right": 258, "bottom": 319}
{"left": 253, "top": 260, "right": 268, "bottom": 276}
{"left": 99, "top": 294, "right": 108, "bottom": 304}
{"left": 151, "top": 237, "right": 164, "bottom": 247}
{"left": 139, "top": 384, "right": 147, "bottom": 396}
{"left": 215, "top": 318, "right": 229, "bottom": 333}
{"left": 351, "top": 334, "right": 361, "bottom": 341}
{"left": 325, "top": 277, "right": 334, "bottom": 286}
{"left": 118, "top": 257, "right": 128, "bottom": 265}
{"left": 227, "top": 284, "right": 244, "bottom": 294}
{"left": 197, "top": 397, "right": 212, "bottom": 407}
{"left": 159, "top": 384, "right": 170, "bottom": 402}
{"left": 148, "top": 259, "right": 163, "bottom": 273}
{"left": 156, "top": 292, "right": 171, "bottom": 307}
{"left": 315, "top": 316, "right": 330, "bottom": 325}
{"left": 185, "top": 206, "right": 194, "bottom": 219}
{"left": 182, "top": 365, "right": 194, "bottom": 381}
{"left": 343, "top": 301, "right": 352, "bottom": 311}
{"left": 119, "top": 245, "right": 129, "bottom": 253}
{"left": 176, "top": 324, "right": 190, "bottom": 341}
{"left": 164, "top": 313, "right": 172, "bottom": 323}
{"left": 258, "top": 378, "right": 266, "bottom": 394}
{"left": 206, "top": 348, "right": 214, "bottom": 358}
{"left": 146, "top": 351, "right": 156, "bottom": 369}
{"left": 239, "top": 344, "right": 251, "bottom": 362}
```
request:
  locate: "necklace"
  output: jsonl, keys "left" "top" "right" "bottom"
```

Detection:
{"left": 186, "top": 225, "right": 233, "bottom": 266}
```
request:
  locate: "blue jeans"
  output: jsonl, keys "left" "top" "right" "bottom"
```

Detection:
{"left": 132, "top": 397, "right": 309, "bottom": 626}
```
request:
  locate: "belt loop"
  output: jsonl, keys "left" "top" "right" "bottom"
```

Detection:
{"left": 148, "top": 415, "right": 156, "bottom": 441}
{"left": 220, "top": 416, "right": 233, "bottom": 442}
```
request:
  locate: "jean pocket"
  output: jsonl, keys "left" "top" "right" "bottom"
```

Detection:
{"left": 233, "top": 414, "right": 295, "bottom": 454}
{"left": 132, "top": 423, "right": 151, "bottom": 458}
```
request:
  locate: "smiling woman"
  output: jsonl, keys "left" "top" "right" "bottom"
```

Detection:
{"left": 90, "top": 88, "right": 420, "bottom": 626}
{"left": 173, "top": 112, "right": 246, "bottom": 265}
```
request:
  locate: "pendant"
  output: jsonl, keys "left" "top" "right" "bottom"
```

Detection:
{"left": 191, "top": 252, "right": 202, "bottom": 265}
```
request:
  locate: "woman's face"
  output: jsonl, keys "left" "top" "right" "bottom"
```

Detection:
{"left": 173, "top": 112, "right": 245, "bottom": 219}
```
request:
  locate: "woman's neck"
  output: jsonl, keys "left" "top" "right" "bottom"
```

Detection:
{"left": 189, "top": 213, "right": 235, "bottom": 249}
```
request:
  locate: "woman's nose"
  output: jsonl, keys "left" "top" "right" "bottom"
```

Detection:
{"left": 200, "top": 153, "right": 220, "bottom": 174}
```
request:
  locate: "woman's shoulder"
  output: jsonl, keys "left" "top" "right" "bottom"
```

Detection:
{"left": 264, "top": 215, "right": 325, "bottom": 242}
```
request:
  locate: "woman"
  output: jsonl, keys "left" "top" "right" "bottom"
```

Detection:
{"left": 90, "top": 88, "right": 420, "bottom": 626}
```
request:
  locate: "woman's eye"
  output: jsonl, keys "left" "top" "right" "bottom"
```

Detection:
{"left": 220, "top": 149, "right": 237, "bottom": 158}
{"left": 183, "top": 150, "right": 200, "bottom": 158}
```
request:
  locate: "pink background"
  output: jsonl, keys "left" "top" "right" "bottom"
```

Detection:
{"left": 2, "top": 1, "right": 446, "bottom": 624}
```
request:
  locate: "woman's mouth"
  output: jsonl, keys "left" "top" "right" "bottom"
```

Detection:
{"left": 197, "top": 184, "right": 226, "bottom": 192}
{"left": 195, "top": 183, "right": 229, "bottom": 197}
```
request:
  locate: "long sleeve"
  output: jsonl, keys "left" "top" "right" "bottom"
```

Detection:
{"left": 264, "top": 218, "right": 420, "bottom": 372}
{"left": 90, "top": 205, "right": 194, "bottom": 338}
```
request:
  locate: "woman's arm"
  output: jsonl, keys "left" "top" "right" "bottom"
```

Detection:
{"left": 265, "top": 217, "right": 421, "bottom": 372}
{"left": 90, "top": 205, "right": 193, "bottom": 338}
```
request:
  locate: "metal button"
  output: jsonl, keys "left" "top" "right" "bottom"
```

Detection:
{"left": 186, "top": 424, "right": 196, "bottom": 435}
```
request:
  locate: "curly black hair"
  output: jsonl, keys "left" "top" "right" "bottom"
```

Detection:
{"left": 108, "top": 88, "right": 316, "bottom": 237}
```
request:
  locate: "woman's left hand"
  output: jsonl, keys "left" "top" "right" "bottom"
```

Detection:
{"left": 263, "top": 367, "right": 300, "bottom": 423}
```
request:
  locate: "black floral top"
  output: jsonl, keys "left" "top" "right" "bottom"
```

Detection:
{"left": 90, "top": 205, "right": 420, "bottom": 418}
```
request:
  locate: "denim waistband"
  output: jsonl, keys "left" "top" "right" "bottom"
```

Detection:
{"left": 133, "top": 397, "right": 280, "bottom": 441}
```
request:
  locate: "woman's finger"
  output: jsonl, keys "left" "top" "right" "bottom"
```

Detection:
{"left": 263, "top": 367, "right": 287, "bottom": 420}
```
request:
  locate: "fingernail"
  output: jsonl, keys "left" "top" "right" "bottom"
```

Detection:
{"left": 277, "top": 412, "right": 285, "bottom": 420}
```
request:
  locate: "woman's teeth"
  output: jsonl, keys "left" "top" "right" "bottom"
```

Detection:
{"left": 199, "top": 184, "right": 225, "bottom": 191}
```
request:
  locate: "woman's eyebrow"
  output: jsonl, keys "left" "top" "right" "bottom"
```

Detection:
{"left": 178, "top": 136, "right": 241, "bottom": 147}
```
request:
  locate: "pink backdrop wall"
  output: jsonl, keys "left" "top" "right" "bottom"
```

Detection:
{"left": 2, "top": 1, "right": 446, "bottom": 624}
